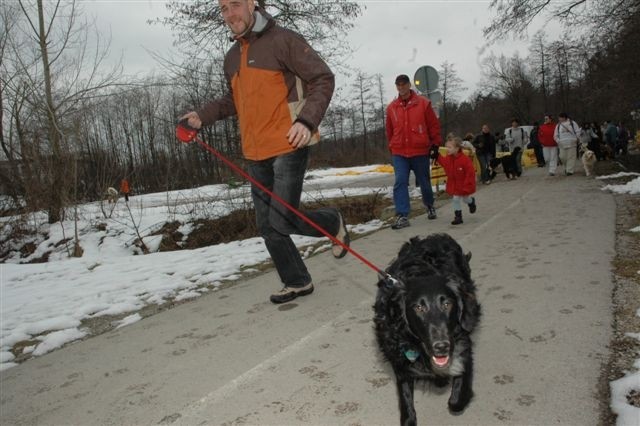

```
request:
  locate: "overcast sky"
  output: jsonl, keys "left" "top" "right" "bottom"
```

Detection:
{"left": 83, "top": 0, "right": 561, "bottom": 102}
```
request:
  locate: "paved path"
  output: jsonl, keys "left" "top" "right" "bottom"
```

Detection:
{"left": 0, "top": 167, "right": 616, "bottom": 425}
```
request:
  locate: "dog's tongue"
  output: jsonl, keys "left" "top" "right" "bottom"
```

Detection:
{"left": 432, "top": 355, "right": 450, "bottom": 367}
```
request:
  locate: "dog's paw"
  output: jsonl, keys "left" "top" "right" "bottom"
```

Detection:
{"left": 448, "top": 391, "right": 473, "bottom": 415}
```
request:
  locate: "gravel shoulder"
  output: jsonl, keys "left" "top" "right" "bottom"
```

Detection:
{"left": 597, "top": 151, "right": 640, "bottom": 425}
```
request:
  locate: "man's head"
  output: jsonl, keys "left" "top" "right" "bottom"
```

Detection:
{"left": 219, "top": 0, "right": 256, "bottom": 37}
{"left": 395, "top": 74, "right": 412, "bottom": 99}
{"left": 544, "top": 114, "right": 553, "bottom": 124}
{"left": 511, "top": 118, "right": 519, "bottom": 128}
{"left": 481, "top": 124, "right": 490, "bottom": 134}
{"left": 558, "top": 112, "right": 568, "bottom": 122}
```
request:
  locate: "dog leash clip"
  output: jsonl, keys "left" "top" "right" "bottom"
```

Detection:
{"left": 379, "top": 272, "right": 400, "bottom": 289}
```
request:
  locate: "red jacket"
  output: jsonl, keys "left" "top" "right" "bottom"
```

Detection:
{"left": 437, "top": 151, "right": 476, "bottom": 196}
{"left": 538, "top": 122, "right": 557, "bottom": 147}
{"left": 385, "top": 91, "right": 441, "bottom": 157}
{"left": 119, "top": 179, "right": 130, "bottom": 194}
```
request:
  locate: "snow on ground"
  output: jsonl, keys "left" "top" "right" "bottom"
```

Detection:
{"left": 0, "top": 165, "right": 394, "bottom": 371}
{"left": 601, "top": 171, "right": 640, "bottom": 424}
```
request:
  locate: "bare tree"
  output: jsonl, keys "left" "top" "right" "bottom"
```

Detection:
{"left": 480, "top": 53, "right": 536, "bottom": 123}
{"left": 351, "top": 70, "right": 376, "bottom": 162}
{"left": 156, "top": 0, "right": 362, "bottom": 71}
{"left": 528, "top": 31, "right": 550, "bottom": 111}
{"left": 2, "top": 0, "right": 121, "bottom": 225}
{"left": 484, "top": 0, "right": 640, "bottom": 46}
{"left": 438, "top": 61, "right": 466, "bottom": 136}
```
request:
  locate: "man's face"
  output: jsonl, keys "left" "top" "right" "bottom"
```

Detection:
{"left": 511, "top": 121, "right": 518, "bottom": 128}
{"left": 482, "top": 125, "right": 490, "bottom": 134}
{"left": 219, "top": 0, "right": 255, "bottom": 36}
{"left": 544, "top": 116, "right": 552, "bottom": 124}
{"left": 396, "top": 81, "right": 411, "bottom": 98}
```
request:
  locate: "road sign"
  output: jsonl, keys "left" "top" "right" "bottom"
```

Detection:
{"left": 413, "top": 65, "right": 439, "bottom": 94}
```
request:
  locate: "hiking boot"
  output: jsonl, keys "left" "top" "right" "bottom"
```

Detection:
{"left": 270, "top": 282, "right": 314, "bottom": 304}
{"left": 427, "top": 205, "right": 437, "bottom": 220}
{"left": 391, "top": 215, "right": 410, "bottom": 229}
{"left": 332, "top": 210, "right": 350, "bottom": 259}
{"left": 468, "top": 197, "right": 477, "bottom": 214}
{"left": 451, "top": 210, "right": 463, "bottom": 225}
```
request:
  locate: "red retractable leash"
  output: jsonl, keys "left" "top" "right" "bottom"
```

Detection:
{"left": 175, "top": 119, "right": 398, "bottom": 285}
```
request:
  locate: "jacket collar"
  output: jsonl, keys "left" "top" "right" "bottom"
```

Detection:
{"left": 394, "top": 90, "right": 417, "bottom": 106}
{"left": 231, "top": 7, "right": 274, "bottom": 42}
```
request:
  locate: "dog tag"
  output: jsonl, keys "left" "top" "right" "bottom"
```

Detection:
{"left": 404, "top": 349, "right": 420, "bottom": 362}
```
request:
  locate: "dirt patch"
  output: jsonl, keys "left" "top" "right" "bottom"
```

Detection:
{"left": 597, "top": 151, "right": 640, "bottom": 425}
{"left": 153, "top": 193, "right": 394, "bottom": 253}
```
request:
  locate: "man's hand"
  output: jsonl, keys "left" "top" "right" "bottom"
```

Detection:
{"left": 429, "top": 144, "right": 440, "bottom": 160}
{"left": 287, "top": 122, "right": 313, "bottom": 148}
{"left": 179, "top": 111, "right": 202, "bottom": 130}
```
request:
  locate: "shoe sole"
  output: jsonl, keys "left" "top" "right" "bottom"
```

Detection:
{"left": 270, "top": 285, "right": 314, "bottom": 304}
{"left": 391, "top": 223, "right": 410, "bottom": 229}
{"left": 332, "top": 211, "right": 350, "bottom": 259}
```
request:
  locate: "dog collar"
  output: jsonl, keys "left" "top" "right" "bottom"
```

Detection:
{"left": 404, "top": 349, "right": 420, "bottom": 362}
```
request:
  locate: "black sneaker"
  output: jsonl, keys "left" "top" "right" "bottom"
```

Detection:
{"left": 270, "top": 283, "right": 314, "bottom": 304}
{"left": 427, "top": 205, "right": 437, "bottom": 220}
{"left": 391, "top": 215, "right": 410, "bottom": 229}
{"left": 468, "top": 197, "right": 477, "bottom": 214}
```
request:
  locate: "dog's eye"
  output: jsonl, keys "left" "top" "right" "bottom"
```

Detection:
{"left": 442, "top": 300, "right": 452, "bottom": 311}
{"left": 413, "top": 304, "right": 427, "bottom": 313}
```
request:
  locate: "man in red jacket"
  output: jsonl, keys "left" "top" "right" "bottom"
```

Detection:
{"left": 385, "top": 74, "right": 442, "bottom": 229}
{"left": 538, "top": 114, "right": 558, "bottom": 176}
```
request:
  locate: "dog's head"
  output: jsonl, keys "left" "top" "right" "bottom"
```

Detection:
{"left": 374, "top": 235, "right": 480, "bottom": 371}
{"left": 582, "top": 150, "right": 595, "bottom": 161}
{"left": 402, "top": 274, "right": 468, "bottom": 370}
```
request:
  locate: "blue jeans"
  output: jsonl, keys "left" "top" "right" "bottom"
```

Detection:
{"left": 392, "top": 155, "right": 434, "bottom": 217}
{"left": 248, "top": 148, "right": 340, "bottom": 288}
{"left": 477, "top": 152, "right": 494, "bottom": 183}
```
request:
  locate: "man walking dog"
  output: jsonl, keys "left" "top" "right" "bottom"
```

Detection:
{"left": 180, "top": 0, "right": 349, "bottom": 304}
{"left": 385, "top": 74, "right": 441, "bottom": 229}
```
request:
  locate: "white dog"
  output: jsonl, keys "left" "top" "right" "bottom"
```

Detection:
{"left": 106, "top": 187, "right": 119, "bottom": 203}
{"left": 581, "top": 149, "right": 596, "bottom": 177}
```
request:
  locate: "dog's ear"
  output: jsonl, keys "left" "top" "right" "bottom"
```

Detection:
{"left": 456, "top": 289, "right": 480, "bottom": 333}
{"left": 465, "top": 251, "right": 472, "bottom": 262}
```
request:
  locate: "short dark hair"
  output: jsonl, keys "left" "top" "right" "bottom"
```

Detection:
{"left": 395, "top": 74, "right": 410, "bottom": 85}
{"left": 511, "top": 118, "right": 519, "bottom": 124}
{"left": 558, "top": 112, "right": 569, "bottom": 119}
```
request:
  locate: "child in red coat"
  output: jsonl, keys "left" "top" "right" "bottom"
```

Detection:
{"left": 432, "top": 135, "right": 477, "bottom": 225}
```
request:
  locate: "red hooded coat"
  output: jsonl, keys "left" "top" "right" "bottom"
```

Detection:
{"left": 385, "top": 91, "right": 441, "bottom": 157}
{"left": 437, "top": 152, "right": 476, "bottom": 196}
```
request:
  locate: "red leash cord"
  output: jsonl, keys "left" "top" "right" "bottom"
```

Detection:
{"left": 175, "top": 122, "right": 392, "bottom": 280}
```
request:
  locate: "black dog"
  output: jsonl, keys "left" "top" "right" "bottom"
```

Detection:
{"left": 374, "top": 234, "right": 480, "bottom": 425}
{"left": 488, "top": 146, "right": 521, "bottom": 180}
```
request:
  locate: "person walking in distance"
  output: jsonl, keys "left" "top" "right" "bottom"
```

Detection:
{"left": 554, "top": 112, "right": 581, "bottom": 176}
{"left": 538, "top": 114, "right": 558, "bottom": 175}
{"left": 385, "top": 74, "right": 441, "bottom": 229}
{"left": 431, "top": 134, "right": 477, "bottom": 225}
{"left": 505, "top": 118, "right": 528, "bottom": 177}
{"left": 119, "top": 178, "right": 130, "bottom": 202}
{"left": 180, "top": 0, "right": 349, "bottom": 304}
{"left": 472, "top": 124, "right": 496, "bottom": 184}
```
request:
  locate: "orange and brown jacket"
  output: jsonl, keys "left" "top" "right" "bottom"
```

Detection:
{"left": 197, "top": 8, "right": 335, "bottom": 161}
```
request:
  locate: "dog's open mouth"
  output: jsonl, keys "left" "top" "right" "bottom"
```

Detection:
{"left": 432, "top": 355, "right": 450, "bottom": 368}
